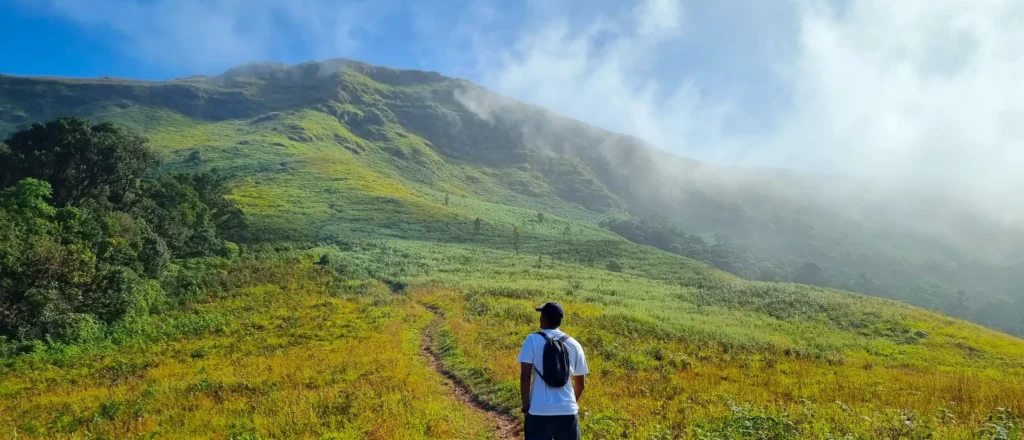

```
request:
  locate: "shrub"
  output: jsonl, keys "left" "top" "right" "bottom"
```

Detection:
{"left": 49, "top": 313, "right": 103, "bottom": 344}
{"left": 139, "top": 230, "right": 171, "bottom": 278}
{"left": 84, "top": 267, "right": 145, "bottom": 324}
{"left": 695, "top": 404, "right": 798, "bottom": 440}
{"left": 161, "top": 265, "right": 208, "bottom": 305}
{"left": 218, "top": 240, "right": 240, "bottom": 260}
{"left": 0, "top": 119, "right": 246, "bottom": 344}
{"left": 979, "top": 408, "right": 1023, "bottom": 439}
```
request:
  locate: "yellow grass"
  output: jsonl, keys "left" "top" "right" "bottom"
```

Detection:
{"left": 0, "top": 265, "right": 497, "bottom": 439}
{"left": 415, "top": 288, "right": 1024, "bottom": 439}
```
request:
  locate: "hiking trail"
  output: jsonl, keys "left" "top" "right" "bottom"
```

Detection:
{"left": 421, "top": 305, "right": 520, "bottom": 440}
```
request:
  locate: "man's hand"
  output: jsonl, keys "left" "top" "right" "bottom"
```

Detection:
{"left": 572, "top": 375, "right": 586, "bottom": 403}
{"left": 520, "top": 362, "right": 533, "bottom": 415}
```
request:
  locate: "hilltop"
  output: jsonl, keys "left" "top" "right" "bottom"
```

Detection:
{"left": 3, "top": 59, "right": 1023, "bottom": 336}
{"left": 1, "top": 59, "right": 1023, "bottom": 438}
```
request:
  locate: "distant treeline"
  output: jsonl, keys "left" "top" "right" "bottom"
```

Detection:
{"left": 601, "top": 217, "right": 1024, "bottom": 336}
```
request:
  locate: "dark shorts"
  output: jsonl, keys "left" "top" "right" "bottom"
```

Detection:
{"left": 524, "top": 413, "right": 580, "bottom": 440}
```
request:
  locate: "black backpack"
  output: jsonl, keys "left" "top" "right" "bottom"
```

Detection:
{"left": 534, "top": 332, "right": 572, "bottom": 387}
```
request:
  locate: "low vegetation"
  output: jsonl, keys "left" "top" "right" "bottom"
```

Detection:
{"left": 0, "top": 118, "right": 242, "bottom": 344}
{"left": 0, "top": 258, "right": 498, "bottom": 439}
{"left": 1, "top": 61, "right": 1024, "bottom": 438}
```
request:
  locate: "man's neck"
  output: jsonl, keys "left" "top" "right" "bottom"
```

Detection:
{"left": 540, "top": 327, "right": 560, "bottom": 331}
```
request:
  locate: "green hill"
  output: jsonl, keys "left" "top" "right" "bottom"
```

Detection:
{"left": 1, "top": 59, "right": 1023, "bottom": 438}
{"left": 3, "top": 60, "right": 1023, "bottom": 336}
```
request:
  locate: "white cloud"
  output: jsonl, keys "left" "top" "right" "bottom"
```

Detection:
{"left": 634, "top": 0, "right": 686, "bottom": 37}
{"left": 460, "top": 0, "right": 732, "bottom": 156}
{"left": 762, "top": 0, "right": 1024, "bottom": 218}
{"left": 455, "top": 0, "right": 1024, "bottom": 219}
{"left": 23, "top": 0, "right": 1024, "bottom": 220}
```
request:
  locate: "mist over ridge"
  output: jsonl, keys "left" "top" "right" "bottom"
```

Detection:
{"left": 5, "top": 0, "right": 1024, "bottom": 334}
{"left": 6, "top": 3, "right": 1024, "bottom": 436}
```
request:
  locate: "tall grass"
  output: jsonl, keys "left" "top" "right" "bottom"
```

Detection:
{"left": 416, "top": 288, "right": 1024, "bottom": 439}
{"left": 0, "top": 259, "right": 497, "bottom": 439}
{"left": 3, "top": 101, "right": 1024, "bottom": 438}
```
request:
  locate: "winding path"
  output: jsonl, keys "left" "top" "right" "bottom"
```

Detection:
{"left": 420, "top": 306, "right": 520, "bottom": 440}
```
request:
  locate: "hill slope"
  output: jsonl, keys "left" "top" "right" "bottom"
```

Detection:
{"left": 4, "top": 60, "right": 1023, "bottom": 336}
{"left": 1, "top": 60, "right": 1024, "bottom": 438}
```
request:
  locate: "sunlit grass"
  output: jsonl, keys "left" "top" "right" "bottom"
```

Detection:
{"left": 415, "top": 286, "right": 1024, "bottom": 439}
{"left": 3, "top": 94, "right": 1024, "bottom": 438}
{"left": 0, "top": 260, "right": 498, "bottom": 439}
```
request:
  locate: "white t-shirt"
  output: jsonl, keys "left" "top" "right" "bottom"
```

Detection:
{"left": 517, "top": 328, "right": 589, "bottom": 416}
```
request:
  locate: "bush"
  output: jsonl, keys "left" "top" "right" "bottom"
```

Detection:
{"left": 979, "top": 408, "right": 1023, "bottom": 439}
{"left": 218, "top": 240, "right": 240, "bottom": 260}
{"left": 139, "top": 230, "right": 171, "bottom": 278}
{"left": 161, "top": 265, "right": 207, "bottom": 305}
{"left": 0, "top": 119, "right": 246, "bottom": 345}
{"left": 84, "top": 267, "right": 146, "bottom": 324}
{"left": 49, "top": 313, "right": 103, "bottom": 344}
{"left": 695, "top": 404, "right": 798, "bottom": 440}
{"left": 382, "top": 279, "right": 408, "bottom": 294}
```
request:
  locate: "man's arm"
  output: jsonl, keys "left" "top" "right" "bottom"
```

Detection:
{"left": 520, "top": 362, "right": 533, "bottom": 413}
{"left": 573, "top": 375, "right": 586, "bottom": 402}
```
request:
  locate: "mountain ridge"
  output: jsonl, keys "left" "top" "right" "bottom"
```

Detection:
{"left": 1, "top": 58, "right": 1023, "bottom": 336}
{"left": 3, "top": 59, "right": 1024, "bottom": 439}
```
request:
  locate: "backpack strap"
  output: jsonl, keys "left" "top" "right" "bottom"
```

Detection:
{"left": 533, "top": 332, "right": 554, "bottom": 383}
{"left": 536, "top": 331, "right": 570, "bottom": 343}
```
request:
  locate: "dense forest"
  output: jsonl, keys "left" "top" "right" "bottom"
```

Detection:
{"left": 0, "top": 117, "right": 242, "bottom": 345}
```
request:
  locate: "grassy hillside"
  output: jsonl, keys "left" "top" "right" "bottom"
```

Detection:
{"left": 3, "top": 60, "right": 1024, "bottom": 337}
{"left": 2, "top": 60, "right": 1024, "bottom": 438}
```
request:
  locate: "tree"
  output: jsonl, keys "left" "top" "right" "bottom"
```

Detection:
{"left": 513, "top": 226, "right": 521, "bottom": 255}
{"left": 136, "top": 176, "right": 218, "bottom": 257}
{"left": 1, "top": 117, "right": 157, "bottom": 208}
{"left": 474, "top": 217, "right": 482, "bottom": 235}
{"left": 939, "top": 288, "right": 972, "bottom": 317}
{"left": 0, "top": 178, "right": 56, "bottom": 234}
{"left": 899, "top": 279, "right": 953, "bottom": 311}
{"left": 172, "top": 171, "right": 244, "bottom": 235}
{"left": 756, "top": 262, "right": 784, "bottom": 282}
{"left": 537, "top": 213, "right": 545, "bottom": 223}
{"left": 973, "top": 296, "right": 1021, "bottom": 335}
{"left": 444, "top": 193, "right": 449, "bottom": 207}
{"left": 793, "top": 262, "right": 831, "bottom": 287}
{"left": 0, "top": 178, "right": 149, "bottom": 341}
{"left": 0, "top": 119, "right": 245, "bottom": 343}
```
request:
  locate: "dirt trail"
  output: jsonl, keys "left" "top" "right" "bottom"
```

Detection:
{"left": 421, "top": 306, "right": 520, "bottom": 440}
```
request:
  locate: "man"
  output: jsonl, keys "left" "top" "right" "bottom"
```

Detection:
{"left": 518, "top": 302, "right": 589, "bottom": 440}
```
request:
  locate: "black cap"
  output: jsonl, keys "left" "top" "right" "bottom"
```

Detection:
{"left": 535, "top": 302, "right": 565, "bottom": 318}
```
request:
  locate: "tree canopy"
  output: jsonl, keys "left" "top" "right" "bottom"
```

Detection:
{"left": 1, "top": 117, "right": 156, "bottom": 208}
{"left": 0, "top": 118, "right": 243, "bottom": 342}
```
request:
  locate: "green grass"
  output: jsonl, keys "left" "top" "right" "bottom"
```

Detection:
{"left": 0, "top": 258, "right": 500, "bottom": 439}
{"left": 3, "top": 64, "right": 1024, "bottom": 438}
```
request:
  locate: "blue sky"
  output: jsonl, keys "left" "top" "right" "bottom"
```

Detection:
{"left": 0, "top": 0, "right": 798, "bottom": 145}
{"left": 2, "top": 0, "right": 1024, "bottom": 211}
{"left": 0, "top": 0, "right": 463, "bottom": 79}
{"left": 0, "top": 0, "right": 790, "bottom": 130}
